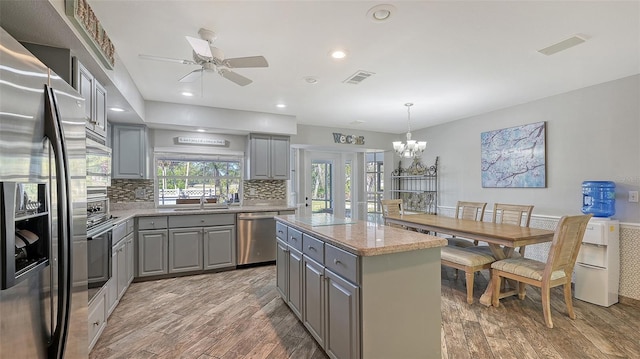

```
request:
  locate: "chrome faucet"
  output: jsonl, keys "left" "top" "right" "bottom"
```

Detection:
{"left": 200, "top": 195, "right": 208, "bottom": 209}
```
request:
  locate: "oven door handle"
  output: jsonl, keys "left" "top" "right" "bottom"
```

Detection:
{"left": 87, "top": 225, "right": 114, "bottom": 240}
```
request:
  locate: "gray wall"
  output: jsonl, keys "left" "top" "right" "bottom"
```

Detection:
{"left": 412, "top": 74, "right": 639, "bottom": 223}
{"left": 150, "top": 128, "right": 247, "bottom": 153}
{"left": 292, "top": 124, "right": 397, "bottom": 152}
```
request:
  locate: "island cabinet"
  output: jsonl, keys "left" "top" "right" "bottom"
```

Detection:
{"left": 276, "top": 223, "right": 303, "bottom": 319}
{"left": 275, "top": 217, "right": 445, "bottom": 359}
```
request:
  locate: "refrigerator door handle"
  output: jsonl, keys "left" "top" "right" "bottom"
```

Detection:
{"left": 43, "top": 85, "right": 72, "bottom": 359}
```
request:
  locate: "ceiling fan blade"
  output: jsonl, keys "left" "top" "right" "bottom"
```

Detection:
{"left": 179, "top": 69, "right": 204, "bottom": 83}
{"left": 185, "top": 36, "right": 213, "bottom": 58}
{"left": 219, "top": 69, "right": 252, "bottom": 86}
{"left": 139, "top": 54, "right": 196, "bottom": 65}
{"left": 224, "top": 56, "right": 269, "bottom": 68}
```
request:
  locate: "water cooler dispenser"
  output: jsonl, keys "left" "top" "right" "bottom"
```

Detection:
{"left": 574, "top": 218, "right": 619, "bottom": 306}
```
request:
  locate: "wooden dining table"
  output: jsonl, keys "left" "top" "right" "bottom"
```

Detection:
{"left": 384, "top": 213, "right": 555, "bottom": 306}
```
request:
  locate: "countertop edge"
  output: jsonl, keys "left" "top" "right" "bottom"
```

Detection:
{"left": 110, "top": 206, "right": 297, "bottom": 224}
{"left": 276, "top": 216, "right": 447, "bottom": 257}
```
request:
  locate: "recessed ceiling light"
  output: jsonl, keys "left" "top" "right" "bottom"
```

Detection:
{"left": 196, "top": 128, "right": 206, "bottom": 132}
{"left": 367, "top": 4, "right": 396, "bottom": 22}
{"left": 330, "top": 50, "right": 348, "bottom": 59}
{"left": 181, "top": 91, "right": 194, "bottom": 97}
{"left": 304, "top": 76, "right": 318, "bottom": 84}
{"left": 109, "top": 107, "right": 125, "bottom": 112}
{"left": 276, "top": 103, "right": 287, "bottom": 108}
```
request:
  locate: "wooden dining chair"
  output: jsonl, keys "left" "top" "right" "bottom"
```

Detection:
{"left": 447, "top": 201, "right": 487, "bottom": 247}
{"left": 381, "top": 199, "right": 404, "bottom": 228}
{"left": 441, "top": 245, "right": 496, "bottom": 304}
{"left": 469, "top": 203, "right": 534, "bottom": 256}
{"left": 490, "top": 214, "right": 592, "bottom": 328}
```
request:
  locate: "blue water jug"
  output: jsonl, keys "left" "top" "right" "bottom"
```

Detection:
{"left": 581, "top": 181, "right": 616, "bottom": 217}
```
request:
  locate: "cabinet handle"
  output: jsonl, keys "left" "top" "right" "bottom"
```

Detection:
{"left": 333, "top": 259, "right": 341, "bottom": 265}
{"left": 93, "top": 320, "right": 100, "bottom": 326}
{"left": 139, "top": 173, "right": 143, "bottom": 178}
{"left": 150, "top": 221, "right": 154, "bottom": 225}
{"left": 308, "top": 245, "right": 315, "bottom": 251}
{"left": 278, "top": 230, "right": 283, "bottom": 234}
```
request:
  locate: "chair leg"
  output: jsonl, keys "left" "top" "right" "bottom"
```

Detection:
{"left": 465, "top": 271, "right": 474, "bottom": 304}
{"left": 541, "top": 283, "right": 553, "bottom": 328}
{"left": 518, "top": 282, "right": 527, "bottom": 300}
{"left": 491, "top": 270, "right": 501, "bottom": 307}
{"left": 564, "top": 281, "right": 576, "bottom": 320}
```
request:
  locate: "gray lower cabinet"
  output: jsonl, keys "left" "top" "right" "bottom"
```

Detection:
{"left": 136, "top": 214, "right": 236, "bottom": 278}
{"left": 126, "top": 233, "right": 134, "bottom": 285}
{"left": 276, "top": 239, "right": 288, "bottom": 299}
{"left": 116, "top": 235, "right": 130, "bottom": 298}
{"left": 325, "top": 269, "right": 360, "bottom": 359}
{"left": 303, "top": 256, "right": 325, "bottom": 348}
{"left": 203, "top": 225, "right": 235, "bottom": 269}
{"left": 276, "top": 223, "right": 361, "bottom": 359}
{"left": 168, "top": 228, "right": 204, "bottom": 273}
{"left": 88, "top": 286, "right": 106, "bottom": 352}
{"left": 287, "top": 247, "right": 303, "bottom": 320}
{"left": 138, "top": 229, "right": 169, "bottom": 277}
{"left": 106, "top": 244, "right": 119, "bottom": 315}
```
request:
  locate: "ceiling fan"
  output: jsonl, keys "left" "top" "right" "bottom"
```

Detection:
{"left": 139, "top": 28, "right": 268, "bottom": 86}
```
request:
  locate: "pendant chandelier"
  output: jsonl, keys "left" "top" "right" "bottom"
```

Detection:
{"left": 392, "top": 103, "right": 427, "bottom": 158}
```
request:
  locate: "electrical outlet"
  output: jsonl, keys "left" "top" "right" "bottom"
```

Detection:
{"left": 629, "top": 191, "right": 639, "bottom": 203}
{"left": 249, "top": 188, "right": 256, "bottom": 196}
{"left": 135, "top": 188, "right": 146, "bottom": 199}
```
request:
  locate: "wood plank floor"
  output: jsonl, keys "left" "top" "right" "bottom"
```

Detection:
{"left": 90, "top": 265, "right": 640, "bottom": 359}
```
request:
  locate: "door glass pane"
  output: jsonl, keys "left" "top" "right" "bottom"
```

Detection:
{"left": 345, "top": 161, "right": 351, "bottom": 218}
{"left": 311, "top": 161, "right": 332, "bottom": 214}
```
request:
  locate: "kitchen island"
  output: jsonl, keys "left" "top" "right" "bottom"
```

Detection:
{"left": 275, "top": 214, "right": 447, "bottom": 359}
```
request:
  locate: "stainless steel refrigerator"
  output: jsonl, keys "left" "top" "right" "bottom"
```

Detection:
{"left": 0, "top": 27, "right": 88, "bottom": 358}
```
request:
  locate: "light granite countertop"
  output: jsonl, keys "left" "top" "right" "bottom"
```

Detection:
{"left": 110, "top": 205, "right": 296, "bottom": 225}
{"left": 276, "top": 214, "right": 447, "bottom": 257}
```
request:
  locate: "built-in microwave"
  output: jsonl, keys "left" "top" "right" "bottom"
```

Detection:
{"left": 86, "top": 138, "right": 111, "bottom": 188}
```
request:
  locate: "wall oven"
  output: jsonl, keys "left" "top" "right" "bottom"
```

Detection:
{"left": 86, "top": 138, "right": 111, "bottom": 188}
{"left": 86, "top": 192, "right": 113, "bottom": 302}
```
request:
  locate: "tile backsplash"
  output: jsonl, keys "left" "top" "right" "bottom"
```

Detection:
{"left": 108, "top": 179, "right": 154, "bottom": 203}
{"left": 108, "top": 179, "right": 287, "bottom": 206}
{"left": 243, "top": 180, "right": 287, "bottom": 201}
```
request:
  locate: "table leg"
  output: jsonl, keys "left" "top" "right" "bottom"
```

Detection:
{"left": 479, "top": 244, "right": 517, "bottom": 307}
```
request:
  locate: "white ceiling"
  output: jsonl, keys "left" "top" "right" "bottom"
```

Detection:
{"left": 88, "top": 1, "right": 639, "bottom": 134}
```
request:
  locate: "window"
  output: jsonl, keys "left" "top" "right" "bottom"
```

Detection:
{"left": 365, "top": 152, "right": 384, "bottom": 218}
{"left": 311, "top": 160, "right": 332, "bottom": 213}
{"left": 156, "top": 157, "right": 242, "bottom": 206}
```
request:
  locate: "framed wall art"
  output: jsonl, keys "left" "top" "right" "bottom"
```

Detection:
{"left": 481, "top": 121, "right": 546, "bottom": 188}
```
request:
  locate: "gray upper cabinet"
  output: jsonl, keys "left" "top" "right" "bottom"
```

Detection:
{"left": 112, "top": 124, "right": 147, "bottom": 179}
{"left": 73, "top": 59, "right": 107, "bottom": 140}
{"left": 246, "top": 134, "right": 290, "bottom": 180}
{"left": 93, "top": 80, "right": 107, "bottom": 139}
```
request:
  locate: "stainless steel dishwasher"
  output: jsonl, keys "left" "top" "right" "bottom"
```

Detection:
{"left": 237, "top": 212, "right": 279, "bottom": 265}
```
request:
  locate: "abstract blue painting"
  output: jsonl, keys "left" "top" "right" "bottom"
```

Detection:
{"left": 481, "top": 121, "right": 546, "bottom": 188}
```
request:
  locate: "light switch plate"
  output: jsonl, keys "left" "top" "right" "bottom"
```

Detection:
{"left": 629, "top": 191, "right": 639, "bottom": 203}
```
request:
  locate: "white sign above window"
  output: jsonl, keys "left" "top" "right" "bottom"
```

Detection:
{"left": 176, "top": 137, "right": 227, "bottom": 146}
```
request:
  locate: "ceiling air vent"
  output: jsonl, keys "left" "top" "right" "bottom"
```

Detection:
{"left": 343, "top": 70, "right": 375, "bottom": 84}
{"left": 538, "top": 35, "right": 586, "bottom": 56}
